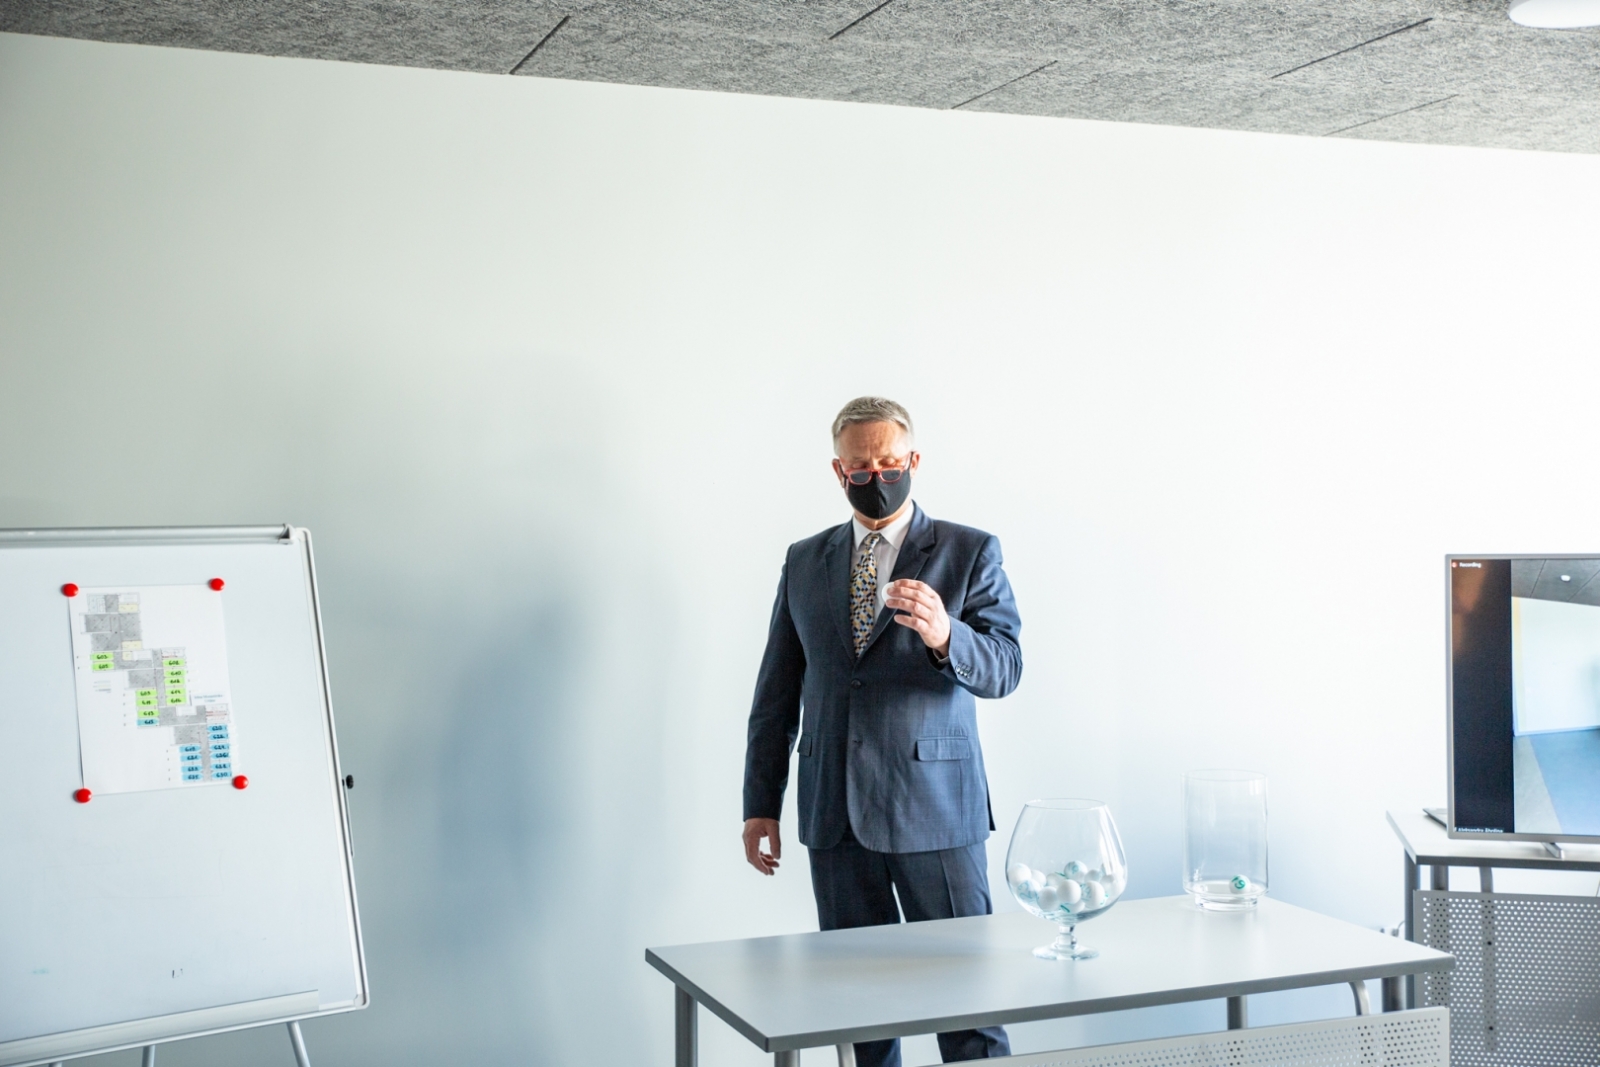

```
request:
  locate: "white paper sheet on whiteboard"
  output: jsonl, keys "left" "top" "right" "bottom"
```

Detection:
{"left": 68, "top": 584, "right": 238, "bottom": 793}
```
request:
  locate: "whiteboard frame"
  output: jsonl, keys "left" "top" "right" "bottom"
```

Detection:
{"left": 0, "top": 525, "right": 369, "bottom": 1067}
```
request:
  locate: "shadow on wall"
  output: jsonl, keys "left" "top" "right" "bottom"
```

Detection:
{"left": 435, "top": 599, "right": 579, "bottom": 946}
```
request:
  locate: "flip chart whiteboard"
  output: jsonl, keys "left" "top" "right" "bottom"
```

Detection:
{"left": 0, "top": 526, "right": 367, "bottom": 1067}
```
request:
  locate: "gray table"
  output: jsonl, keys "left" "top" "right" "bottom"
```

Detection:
{"left": 1386, "top": 809, "right": 1600, "bottom": 1010}
{"left": 646, "top": 895, "right": 1454, "bottom": 1066}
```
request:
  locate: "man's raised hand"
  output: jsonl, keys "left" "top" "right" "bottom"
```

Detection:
{"left": 743, "top": 817, "right": 782, "bottom": 875}
{"left": 884, "top": 579, "right": 951, "bottom": 656}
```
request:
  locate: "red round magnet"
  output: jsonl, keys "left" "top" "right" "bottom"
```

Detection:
{"left": 232, "top": 775, "right": 248, "bottom": 790}
{"left": 61, "top": 583, "right": 79, "bottom": 597}
{"left": 209, "top": 578, "right": 225, "bottom": 591}
{"left": 73, "top": 787, "right": 92, "bottom": 803}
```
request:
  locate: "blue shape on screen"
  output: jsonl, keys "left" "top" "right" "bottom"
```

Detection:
{"left": 1529, "top": 729, "right": 1600, "bottom": 836}
{"left": 183, "top": 771, "right": 202, "bottom": 781}
{"left": 208, "top": 724, "right": 229, "bottom": 736}
{"left": 179, "top": 744, "right": 200, "bottom": 754}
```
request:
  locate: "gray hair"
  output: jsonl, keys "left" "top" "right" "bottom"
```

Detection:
{"left": 831, "top": 397, "right": 915, "bottom": 453}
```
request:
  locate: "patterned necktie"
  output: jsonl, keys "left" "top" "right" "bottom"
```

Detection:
{"left": 851, "top": 532, "right": 883, "bottom": 658}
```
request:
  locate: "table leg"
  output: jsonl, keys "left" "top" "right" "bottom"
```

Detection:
{"left": 1227, "top": 995, "right": 1247, "bottom": 1029}
{"left": 142, "top": 1047, "right": 156, "bottom": 1067}
{"left": 675, "top": 986, "right": 698, "bottom": 1067}
{"left": 837, "top": 1043, "right": 857, "bottom": 1067}
{"left": 1430, "top": 864, "right": 1448, "bottom": 891}
{"left": 775, "top": 1052, "right": 800, "bottom": 1067}
{"left": 1402, "top": 853, "right": 1420, "bottom": 1009}
{"left": 1381, "top": 977, "right": 1403, "bottom": 1012}
{"left": 1350, "top": 981, "right": 1371, "bottom": 1016}
{"left": 1403, "top": 854, "right": 1417, "bottom": 942}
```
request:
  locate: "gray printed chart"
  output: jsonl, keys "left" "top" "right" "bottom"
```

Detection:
{"left": 68, "top": 584, "right": 237, "bottom": 793}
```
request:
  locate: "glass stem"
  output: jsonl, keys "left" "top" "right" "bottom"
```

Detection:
{"left": 1053, "top": 922, "right": 1077, "bottom": 955}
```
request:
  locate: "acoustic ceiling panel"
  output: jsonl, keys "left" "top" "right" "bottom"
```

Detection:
{"left": 3, "top": 0, "right": 1598, "bottom": 153}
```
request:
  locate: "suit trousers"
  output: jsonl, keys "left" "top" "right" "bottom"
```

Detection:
{"left": 808, "top": 827, "right": 1011, "bottom": 1067}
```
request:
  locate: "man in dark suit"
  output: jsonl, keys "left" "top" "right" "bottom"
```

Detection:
{"left": 742, "top": 397, "right": 1023, "bottom": 1067}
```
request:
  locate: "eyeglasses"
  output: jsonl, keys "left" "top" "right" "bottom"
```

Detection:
{"left": 842, "top": 465, "right": 909, "bottom": 486}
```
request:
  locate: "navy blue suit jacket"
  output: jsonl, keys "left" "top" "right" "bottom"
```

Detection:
{"left": 742, "top": 504, "right": 1023, "bottom": 854}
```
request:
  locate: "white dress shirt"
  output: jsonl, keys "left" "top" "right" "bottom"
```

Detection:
{"left": 851, "top": 504, "right": 915, "bottom": 615}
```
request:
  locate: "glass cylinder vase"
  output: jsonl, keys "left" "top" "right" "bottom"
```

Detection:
{"left": 1183, "top": 769, "right": 1268, "bottom": 910}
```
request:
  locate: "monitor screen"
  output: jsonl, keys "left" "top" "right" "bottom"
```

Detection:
{"left": 1450, "top": 556, "right": 1600, "bottom": 841}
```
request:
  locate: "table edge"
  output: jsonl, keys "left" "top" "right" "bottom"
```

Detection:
{"left": 1388, "top": 810, "right": 1600, "bottom": 871}
{"left": 645, "top": 946, "right": 1454, "bottom": 1053}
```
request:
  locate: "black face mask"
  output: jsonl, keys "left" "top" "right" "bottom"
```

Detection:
{"left": 845, "top": 470, "right": 912, "bottom": 520}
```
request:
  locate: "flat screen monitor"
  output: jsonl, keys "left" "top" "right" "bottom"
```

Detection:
{"left": 1449, "top": 555, "right": 1600, "bottom": 842}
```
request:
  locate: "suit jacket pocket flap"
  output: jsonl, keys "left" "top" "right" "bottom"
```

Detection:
{"left": 797, "top": 734, "right": 814, "bottom": 756}
{"left": 915, "top": 736, "right": 971, "bottom": 761}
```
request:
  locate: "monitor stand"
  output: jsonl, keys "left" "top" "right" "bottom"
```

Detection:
{"left": 1542, "top": 840, "right": 1568, "bottom": 860}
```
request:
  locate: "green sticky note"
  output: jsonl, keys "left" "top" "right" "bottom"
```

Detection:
{"left": 92, "top": 661, "right": 113, "bottom": 672}
{"left": 163, "top": 658, "right": 184, "bottom": 668}
{"left": 91, "top": 652, "right": 114, "bottom": 663}
{"left": 137, "top": 696, "right": 156, "bottom": 708}
{"left": 136, "top": 688, "right": 156, "bottom": 698}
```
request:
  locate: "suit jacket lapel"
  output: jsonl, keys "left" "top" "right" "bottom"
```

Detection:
{"left": 822, "top": 520, "right": 857, "bottom": 659}
{"left": 862, "top": 504, "right": 934, "bottom": 657}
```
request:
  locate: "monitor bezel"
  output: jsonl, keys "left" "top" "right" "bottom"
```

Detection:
{"left": 1446, "top": 552, "right": 1600, "bottom": 845}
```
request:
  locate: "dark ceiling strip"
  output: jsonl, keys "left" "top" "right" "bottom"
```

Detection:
{"left": 1324, "top": 93, "right": 1458, "bottom": 136}
{"left": 828, "top": 0, "right": 898, "bottom": 41}
{"left": 951, "top": 61, "right": 1058, "bottom": 110}
{"left": 510, "top": 14, "right": 570, "bottom": 74}
{"left": 1271, "top": 18, "right": 1432, "bottom": 79}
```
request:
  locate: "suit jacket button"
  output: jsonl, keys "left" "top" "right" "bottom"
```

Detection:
{"left": 850, "top": 679, "right": 863, "bottom": 689}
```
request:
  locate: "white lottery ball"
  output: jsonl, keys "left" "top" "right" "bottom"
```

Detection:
{"left": 1064, "top": 860, "right": 1087, "bottom": 879}
{"left": 1007, "top": 863, "right": 1032, "bottom": 887}
{"left": 1036, "top": 884, "right": 1061, "bottom": 912}
{"left": 1230, "top": 875, "right": 1249, "bottom": 893}
{"left": 1060, "top": 878, "right": 1083, "bottom": 905}
{"left": 1084, "top": 881, "right": 1108, "bottom": 909}
{"left": 1086, "top": 867, "right": 1104, "bottom": 883}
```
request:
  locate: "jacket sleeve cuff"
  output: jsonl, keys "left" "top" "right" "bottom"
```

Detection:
{"left": 936, "top": 619, "right": 979, "bottom": 685}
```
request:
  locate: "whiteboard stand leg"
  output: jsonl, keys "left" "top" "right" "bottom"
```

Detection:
{"left": 141, "top": 1046, "right": 156, "bottom": 1067}
{"left": 288, "top": 1021, "right": 312, "bottom": 1067}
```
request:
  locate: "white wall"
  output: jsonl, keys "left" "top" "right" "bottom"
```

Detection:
{"left": 1513, "top": 597, "right": 1600, "bottom": 734}
{"left": 5, "top": 30, "right": 1600, "bottom": 1067}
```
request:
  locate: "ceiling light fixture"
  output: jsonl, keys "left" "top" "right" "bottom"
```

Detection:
{"left": 1561, "top": 574, "right": 1573, "bottom": 582}
{"left": 1509, "top": 0, "right": 1600, "bottom": 27}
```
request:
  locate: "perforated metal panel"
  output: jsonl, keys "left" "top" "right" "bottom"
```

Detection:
{"left": 1416, "top": 890, "right": 1600, "bottom": 1067}
{"left": 994, "top": 1009, "right": 1449, "bottom": 1067}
